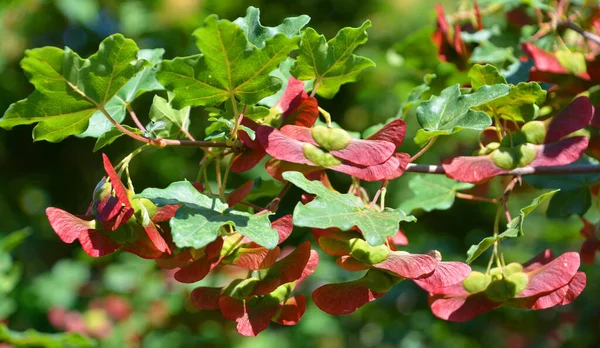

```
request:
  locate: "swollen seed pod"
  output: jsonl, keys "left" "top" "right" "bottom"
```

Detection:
{"left": 303, "top": 143, "right": 342, "bottom": 167}
{"left": 462, "top": 271, "right": 492, "bottom": 293}
{"left": 348, "top": 238, "right": 390, "bottom": 265}
{"left": 521, "top": 121, "right": 546, "bottom": 145}
{"left": 311, "top": 126, "right": 352, "bottom": 151}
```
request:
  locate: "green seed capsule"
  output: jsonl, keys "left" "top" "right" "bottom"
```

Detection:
{"left": 491, "top": 144, "right": 537, "bottom": 169}
{"left": 521, "top": 121, "right": 546, "bottom": 145}
{"left": 311, "top": 126, "right": 352, "bottom": 151}
{"left": 462, "top": 271, "right": 492, "bottom": 293}
{"left": 484, "top": 272, "right": 528, "bottom": 302}
{"left": 348, "top": 238, "right": 390, "bottom": 265}
{"left": 303, "top": 143, "right": 342, "bottom": 167}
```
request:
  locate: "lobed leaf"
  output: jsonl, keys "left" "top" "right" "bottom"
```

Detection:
{"left": 0, "top": 34, "right": 149, "bottom": 142}
{"left": 415, "top": 83, "right": 510, "bottom": 146}
{"left": 290, "top": 21, "right": 375, "bottom": 98}
{"left": 283, "top": 171, "right": 415, "bottom": 246}
{"left": 157, "top": 15, "right": 299, "bottom": 109}
{"left": 400, "top": 175, "right": 474, "bottom": 213}
{"left": 137, "top": 181, "right": 278, "bottom": 249}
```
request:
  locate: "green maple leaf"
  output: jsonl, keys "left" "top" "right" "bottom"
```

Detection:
{"left": 466, "top": 189, "right": 559, "bottom": 264}
{"left": 290, "top": 21, "right": 375, "bottom": 98}
{"left": 234, "top": 6, "right": 310, "bottom": 48}
{"left": 79, "top": 48, "right": 165, "bottom": 138}
{"left": 283, "top": 171, "right": 415, "bottom": 246}
{"left": 415, "top": 83, "right": 510, "bottom": 146}
{"left": 469, "top": 64, "right": 546, "bottom": 122}
{"left": 92, "top": 125, "right": 141, "bottom": 152}
{"left": 0, "top": 34, "right": 149, "bottom": 142}
{"left": 147, "top": 94, "right": 191, "bottom": 139}
{"left": 136, "top": 181, "right": 278, "bottom": 250}
{"left": 400, "top": 175, "right": 474, "bottom": 214}
{"left": 157, "top": 15, "right": 299, "bottom": 109}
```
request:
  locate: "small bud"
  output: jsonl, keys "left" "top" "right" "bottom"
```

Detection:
{"left": 311, "top": 126, "right": 352, "bottom": 151}
{"left": 491, "top": 144, "right": 537, "bottom": 169}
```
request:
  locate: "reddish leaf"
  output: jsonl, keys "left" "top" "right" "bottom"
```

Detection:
{"left": 312, "top": 277, "right": 386, "bottom": 315}
{"left": 219, "top": 295, "right": 281, "bottom": 337}
{"left": 227, "top": 180, "right": 255, "bottom": 207}
{"left": 274, "top": 295, "right": 306, "bottom": 326}
{"left": 102, "top": 154, "right": 131, "bottom": 207}
{"left": 277, "top": 77, "right": 319, "bottom": 128}
{"left": 388, "top": 229, "right": 409, "bottom": 248}
{"left": 429, "top": 289, "right": 500, "bottom": 322}
{"left": 517, "top": 252, "right": 581, "bottom": 298}
{"left": 190, "top": 287, "right": 222, "bottom": 310}
{"left": 174, "top": 238, "right": 223, "bottom": 283}
{"left": 78, "top": 229, "right": 120, "bottom": 257}
{"left": 529, "top": 137, "right": 589, "bottom": 167}
{"left": 46, "top": 207, "right": 94, "bottom": 243}
{"left": 143, "top": 223, "right": 170, "bottom": 254}
{"left": 336, "top": 255, "right": 370, "bottom": 271}
{"left": 231, "top": 119, "right": 267, "bottom": 173}
{"left": 272, "top": 214, "right": 294, "bottom": 243}
{"left": 443, "top": 154, "right": 508, "bottom": 183}
{"left": 156, "top": 249, "right": 193, "bottom": 269}
{"left": 257, "top": 126, "right": 314, "bottom": 165}
{"left": 251, "top": 241, "right": 312, "bottom": 296}
{"left": 298, "top": 249, "right": 319, "bottom": 284}
{"left": 413, "top": 261, "right": 472, "bottom": 292}
{"left": 230, "top": 246, "right": 281, "bottom": 270}
{"left": 151, "top": 204, "right": 179, "bottom": 223}
{"left": 522, "top": 249, "right": 555, "bottom": 272}
{"left": 265, "top": 158, "right": 320, "bottom": 182}
{"left": 545, "top": 97, "right": 594, "bottom": 143}
{"left": 529, "top": 272, "right": 586, "bottom": 310}
{"left": 373, "top": 252, "right": 438, "bottom": 279}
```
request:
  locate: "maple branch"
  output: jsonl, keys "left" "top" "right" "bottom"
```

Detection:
{"left": 404, "top": 163, "right": 600, "bottom": 175}
{"left": 126, "top": 104, "right": 147, "bottom": 133}
{"left": 561, "top": 20, "right": 600, "bottom": 46}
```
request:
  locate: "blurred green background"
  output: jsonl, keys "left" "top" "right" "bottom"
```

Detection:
{"left": 1, "top": 0, "right": 599, "bottom": 347}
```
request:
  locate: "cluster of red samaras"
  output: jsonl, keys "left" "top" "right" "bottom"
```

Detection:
{"left": 232, "top": 77, "right": 411, "bottom": 182}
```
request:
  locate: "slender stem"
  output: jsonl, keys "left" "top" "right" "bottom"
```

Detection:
{"left": 115, "top": 144, "right": 151, "bottom": 172}
{"left": 156, "top": 139, "right": 229, "bottom": 148}
{"left": 181, "top": 128, "right": 196, "bottom": 142}
{"left": 455, "top": 192, "right": 498, "bottom": 204}
{"left": 562, "top": 20, "right": 600, "bottom": 45}
{"left": 126, "top": 104, "right": 147, "bottom": 133}
{"left": 216, "top": 158, "right": 224, "bottom": 201}
{"left": 369, "top": 181, "right": 386, "bottom": 209}
{"left": 405, "top": 163, "right": 600, "bottom": 175}
{"left": 230, "top": 105, "right": 247, "bottom": 142}
{"left": 100, "top": 103, "right": 227, "bottom": 148}
{"left": 410, "top": 137, "right": 437, "bottom": 162}
{"left": 318, "top": 106, "right": 332, "bottom": 128}
{"left": 265, "top": 182, "right": 293, "bottom": 212}
{"left": 310, "top": 79, "right": 321, "bottom": 98}
{"left": 99, "top": 105, "right": 152, "bottom": 143}
{"left": 222, "top": 159, "right": 233, "bottom": 195}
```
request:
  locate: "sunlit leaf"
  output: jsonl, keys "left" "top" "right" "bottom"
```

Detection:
{"left": 283, "top": 171, "right": 415, "bottom": 246}
{"left": 415, "top": 83, "right": 510, "bottom": 146}
{"left": 0, "top": 35, "right": 149, "bottom": 142}
{"left": 291, "top": 21, "right": 375, "bottom": 98}
{"left": 157, "top": 15, "right": 299, "bottom": 109}
{"left": 400, "top": 175, "right": 474, "bottom": 213}
{"left": 137, "top": 181, "right": 278, "bottom": 249}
